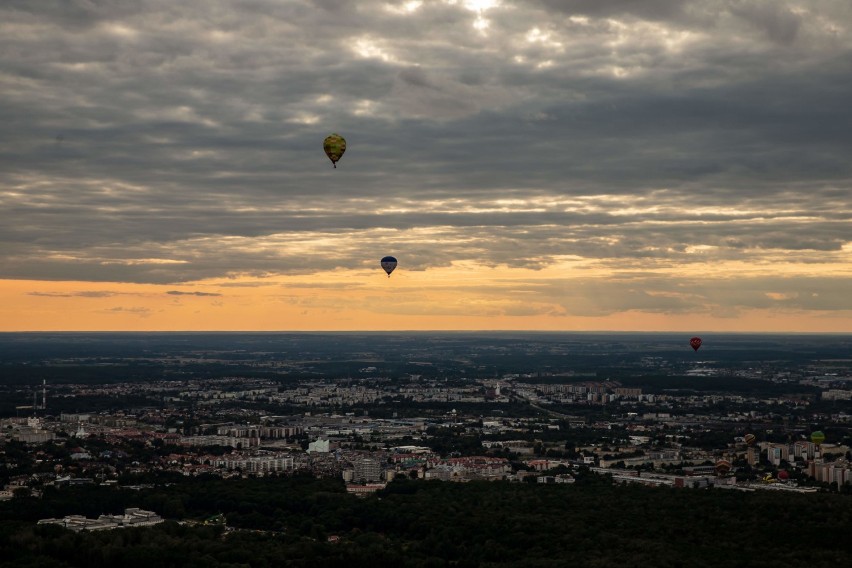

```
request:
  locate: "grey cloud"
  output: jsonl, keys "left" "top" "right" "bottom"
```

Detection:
{"left": 0, "top": 0, "right": 850, "bottom": 314}
{"left": 74, "top": 290, "right": 117, "bottom": 298}
{"left": 278, "top": 282, "right": 367, "bottom": 290}
{"left": 390, "top": 67, "right": 516, "bottom": 119}
{"left": 28, "top": 292, "right": 74, "bottom": 298}
{"left": 309, "top": 0, "right": 353, "bottom": 12}
{"left": 1, "top": 196, "right": 849, "bottom": 282}
{"left": 530, "top": 0, "right": 693, "bottom": 22}
{"left": 98, "top": 306, "right": 154, "bottom": 317}
{"left": 729, "top": 1, "right": 802, "bottom": 45}
{"left": 166, "top": 290, "right": 222, "bottom": 297}
{"left": 529, "top": 0, "right": 818, "bottom": 45}
{"left": 29, "top": 291, "right": 118, "bottom": 297}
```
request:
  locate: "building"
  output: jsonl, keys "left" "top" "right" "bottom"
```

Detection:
{"left": 766, "top": 444, "right": 789, "bottom": 466}
{"left": 614, "top": 387, "right": 642, "bottom": 399}
{"left": 345, "top": 483, "right": 385, "bottom": 496}
{"left": 308, "top": 439, "right": 330, "bottom": 453}
{"left": 38, "top": 509, "right": 163, "bottom": 532}
{"left": 793, "top": 441, "right": 816, "bottom": 461}
{"left": 747, "top": 446, "right": 760, "bottom": 466}
{"left": 208, "top": 454, "right": 294, "bottom": 473}
{"left": 808, "top": 458, "right": 852, "bottom": 486}
{"left": 352, "top": 457, "right": 383, "bottom": 484}
{"left": 822, "top": 390, "right": 852, "bottom": 401}
{"left": 537, "top": 475, "right": 575, "bottom": 484}
{"left": 12, "top": 427, "right": 54, "bottom": 444}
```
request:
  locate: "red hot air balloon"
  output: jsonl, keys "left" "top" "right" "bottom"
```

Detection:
{"left": 777, "top": 470, "right": 789, "bottom": 481}
{"left": 744, "top": 433, "right": 756, "bottom": 446}
{"left": 689, "top": 337, "right": 702, "bottom": 351}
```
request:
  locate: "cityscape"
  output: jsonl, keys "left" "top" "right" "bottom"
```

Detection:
{"left": 3, "top": 333, "right": 850, "bottom": 492}
{"left": 1, "top": 332, "right": 851, "bottom": 563}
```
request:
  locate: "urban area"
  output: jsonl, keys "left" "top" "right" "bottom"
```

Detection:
{"left": 1, "top": 333, "right": 850, "bottom": 533}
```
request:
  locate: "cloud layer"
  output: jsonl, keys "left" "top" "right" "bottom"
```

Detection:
{"left": 1, "top": 0, "right": 851, "bottom": 324}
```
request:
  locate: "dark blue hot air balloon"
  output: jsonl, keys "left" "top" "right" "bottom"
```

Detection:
{"left": 380, "top": 256, "right": 397, "bottom": 277}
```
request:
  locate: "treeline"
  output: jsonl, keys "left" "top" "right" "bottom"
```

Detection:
{"left": 1, "top": 475, "right": 850, "bottom": 566}
{"left": 0, "top": 363, "right": 296, "bottom": 386}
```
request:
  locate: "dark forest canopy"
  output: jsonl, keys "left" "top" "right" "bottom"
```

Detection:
{"left": 1, "top": 476, "right": 851, "bottom": 567}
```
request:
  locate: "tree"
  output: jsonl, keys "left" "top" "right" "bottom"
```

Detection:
{"left": 12, "top": 487, "right": 32, "bottom": 499}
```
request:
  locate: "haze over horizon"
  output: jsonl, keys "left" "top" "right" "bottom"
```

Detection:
{"left": 1, "top": 1, "right": 851, "bottom": 332}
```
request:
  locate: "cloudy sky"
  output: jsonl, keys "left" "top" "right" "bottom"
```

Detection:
{"left": 1, "top": 0, "right": 851, "bottom": 331}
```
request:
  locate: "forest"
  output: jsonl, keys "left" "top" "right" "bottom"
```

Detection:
{"left": 1, "top": 474, "right": 850, "bottom": 567}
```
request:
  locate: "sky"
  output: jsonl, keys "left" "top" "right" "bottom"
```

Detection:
{"left": 1, "top": 0, "right": 851, "bottom": 332}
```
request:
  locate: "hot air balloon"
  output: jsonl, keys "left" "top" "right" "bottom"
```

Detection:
{"left": 689, "top": 337, "right": 702, "bottom": 351}
{"left": 810, "top": 431, "right": 825, "bottom": 446}
{"left": 744, "top": 433, "right": 756, "bottom": 446}
{"left": 323, "top": 133, "right": 346, "bottom": 168}
{"left": 777, "top": 470, "right": 789, "bottom": 481}
{"left": 381, "top": 256, "right": 397, "bottom": 277}
{"left": 715, "top": 459, "right": 731, "bottom": 476}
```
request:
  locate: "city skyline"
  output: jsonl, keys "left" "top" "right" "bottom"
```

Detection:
{"left": 2, "top": 1, "right": 851, "bottom": 332}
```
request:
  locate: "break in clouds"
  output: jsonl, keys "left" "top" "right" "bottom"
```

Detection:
{"left": 1, "top": 0, "right": 851, "bottom": 315}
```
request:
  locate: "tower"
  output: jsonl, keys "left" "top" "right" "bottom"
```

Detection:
{"left": 42, "top": 379, "right": 47, "bottom": 410}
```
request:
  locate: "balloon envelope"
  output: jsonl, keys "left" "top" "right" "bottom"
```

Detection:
{"left": 744, "top": 433, "right": 756, "bottom": 446}
{"left": 323, "top": 133, "right": 346, "bottom": 168}
{"left": 777, "top": 470, "right": 789, "bottom": 481}
{"left": 689, "top": 336, "right": 702, "bottom": 351}
{"left": 380, "top": 256, "right": 397, "bottom": 277}
{"left": 715, "top": 459, "right": 731, "bottom": 476}
{"left": 810, "top": 431, "right": 825, "bottom": 446}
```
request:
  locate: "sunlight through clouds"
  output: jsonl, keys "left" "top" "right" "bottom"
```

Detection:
{"left": 384, "top": 1, "right": 423, "bottom": 15}
{"left": 353, "top": 36, "right": 395, "bottom": 62}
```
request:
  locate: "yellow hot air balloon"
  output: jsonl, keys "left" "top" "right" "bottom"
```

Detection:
{"left": 323, "top": 133, "right": 346, "bottom": 168}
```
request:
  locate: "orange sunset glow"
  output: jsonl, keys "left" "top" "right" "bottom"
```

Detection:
{"left": 3, "top": 253, "right": 849, "bottom": 331}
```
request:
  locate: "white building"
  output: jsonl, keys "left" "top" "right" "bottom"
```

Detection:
{"left": 308, "top": 439, "right": 330, "bottom": 453}
{"left": 38, "top": 509, "right": 163, "bottom": 532}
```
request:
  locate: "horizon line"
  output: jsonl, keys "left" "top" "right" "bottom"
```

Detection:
{"left": 0, "top": 330, "right": 849, "bottom": 335}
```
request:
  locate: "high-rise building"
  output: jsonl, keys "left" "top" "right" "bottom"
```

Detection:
{"left": 747, "top": 446, "right": 760, "bottom": 466}
{"left": 353, "top": 457, "right": 383, "bottom": 484}
{"left": 793, "top": 441, "right": 815, "bottom": 461}
{"left": 766, "top": 445, "right": 783, "bottom": 466}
